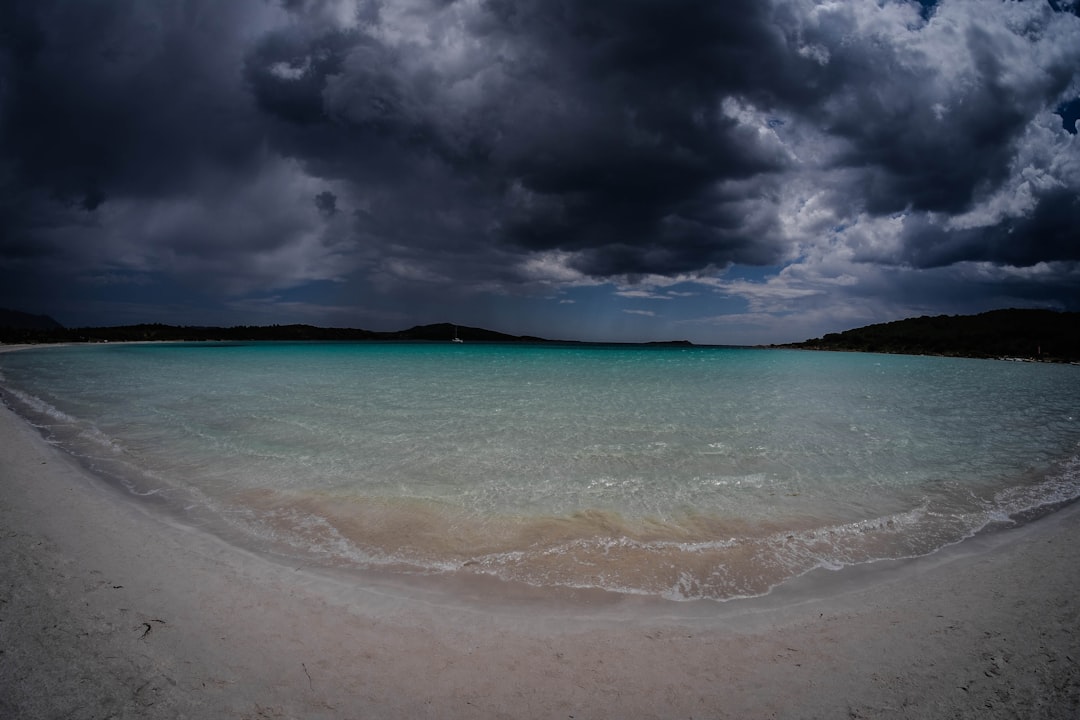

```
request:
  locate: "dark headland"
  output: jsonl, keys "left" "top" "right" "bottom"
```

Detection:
{"left": 779, "top": 308, "right": 1080, "bottom": 363}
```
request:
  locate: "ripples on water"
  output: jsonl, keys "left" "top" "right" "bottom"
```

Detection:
{"left": 2, "top": 342, "right": 1078, "bottom": 600}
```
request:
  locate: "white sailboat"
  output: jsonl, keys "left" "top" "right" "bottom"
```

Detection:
{"left": 451, "top": 325, "right": 464, "bottom": 343}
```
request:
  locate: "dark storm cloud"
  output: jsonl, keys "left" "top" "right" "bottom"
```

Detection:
{"left": 2, "top": 0, "right": 1079, "bottom": 333}
{"left": 786, "top": 3, "right": 1078, "bottom": 217}
{"left": 315, "top": 191, "right": 338, "bottom": 216}
{"left": 239, "top": 0, "right": 1080, "bottom": 280}
{"left": 0, "top": 1, "right": 267, "bottom": 204}
{"left": 824, "top": 37, "right": 1029, "bottom": 215}
{"left": 239, "top": 0, "right": 815, "bottom": 276}
{"left": 0, "top": 0, "right": 282, "bottom": 293}
{"left": 245, "top": 26, "right": 356, "bottom": 126}
{"left": 901, "top": 188, "right": 1080, "bottom": 268}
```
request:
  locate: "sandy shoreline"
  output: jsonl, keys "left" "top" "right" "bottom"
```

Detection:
{"left": 1, "top": 391, "right": 1079, "bottom": 718}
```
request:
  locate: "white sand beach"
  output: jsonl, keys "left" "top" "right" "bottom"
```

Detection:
{"left": 1, "top": 388, "right": 1079, "bottom": 719}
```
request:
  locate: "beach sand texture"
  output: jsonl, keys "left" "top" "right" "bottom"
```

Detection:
{"left": 1, "top": 395, "right": 1079, "bottom": 719}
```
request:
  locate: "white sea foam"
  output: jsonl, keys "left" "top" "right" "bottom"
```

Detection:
{"left": 2, "top": 342, "right": 1078, "bottom": 601}
{"left": 4, "top": 386, "right": 78, "bottom": 425}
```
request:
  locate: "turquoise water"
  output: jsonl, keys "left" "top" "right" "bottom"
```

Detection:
{"left": 2, "top": 342, "right": 1079, "bottom": 600}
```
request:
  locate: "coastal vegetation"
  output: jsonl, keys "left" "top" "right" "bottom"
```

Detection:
{"left": 0, "top": 308, "right": 699, "bottom": 346}
{"left": 0, "top": 313, "right": 544, "bottom": 345}
{"left": 782, "top": 309, "right": 1080, "bottom": 363}
{"left": 3, "top": 307, "right": 1077, "bottom": 362}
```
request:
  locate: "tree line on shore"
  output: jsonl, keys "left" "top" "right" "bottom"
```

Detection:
{"left": 780, "top": 309, "right": 1080, "bottom": 363}
{"left": 2, "top": 307, "right": 1078, "bottom": 362}
{"left": 0, "top": 313, "right": 543, "bottom": 345}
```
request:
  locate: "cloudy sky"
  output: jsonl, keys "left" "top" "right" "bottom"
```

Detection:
{"left": 2, "top": 0, "right": 1078, "bottom": 344}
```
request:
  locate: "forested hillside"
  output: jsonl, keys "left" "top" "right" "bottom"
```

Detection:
{"left": 0, "top": 320, "right": 546, "bottom": 345}
{"left": 785, "top": 309, "right": 1080, "bottom": 362}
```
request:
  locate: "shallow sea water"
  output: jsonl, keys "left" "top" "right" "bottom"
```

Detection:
{"left": 2, "top": 342, "right": 1078, "bottom": 600}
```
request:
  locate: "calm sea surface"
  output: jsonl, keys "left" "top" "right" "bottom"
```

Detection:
{"left": 3, "top": 342, "right": 1078, "bottom": 600}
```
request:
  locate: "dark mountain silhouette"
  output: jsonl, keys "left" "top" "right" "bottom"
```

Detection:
{"left": 386, "top": 323, "right": 548, "bottom": 343}
{"left": 782, "top": 309, "right": 1080, "bottom": 362}
{"left": 0, "top": 308, "right": 64, "bottom": 331}
{"left": 0, "top": 320, "right": 568, "bottom": 345}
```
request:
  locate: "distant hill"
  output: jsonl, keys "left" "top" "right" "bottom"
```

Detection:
{"left": 0, "top": 308, "right": 64, "bottom": 331}
{"left": 386, "top": 323, "right": 548, "bottom": 343}
{"left": 0, "top": 320, "right": 568, "bottom": 345}
{"left": 0, "top": 319, "right": 701, "bottom": 346}
{"left": 783, "top": 309, "right": 1080, "bottom": 362}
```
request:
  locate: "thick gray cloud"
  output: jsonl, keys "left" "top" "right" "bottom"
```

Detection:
{"left": 1, "top": 1, "right": 269, "bottom": 203}
{"left": 899, "top": 188, "right": 1080, "bottom": 268}
{"left": 1, "top": 0, "right": 1078, "bottom": 340}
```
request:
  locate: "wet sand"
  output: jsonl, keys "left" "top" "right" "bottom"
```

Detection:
{"left": 1, "top": 387, "right": 1078, "bottom": 718}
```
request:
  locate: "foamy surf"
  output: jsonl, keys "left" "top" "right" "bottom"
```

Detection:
{"left": 2, "top": 341, "right": 1078, "bottom": 601}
